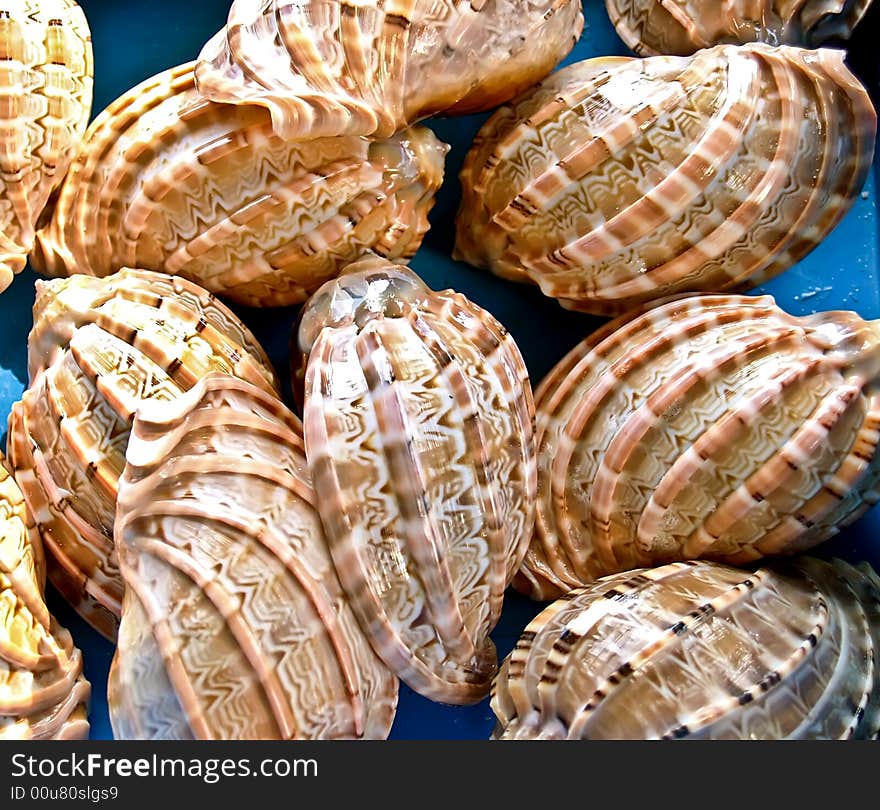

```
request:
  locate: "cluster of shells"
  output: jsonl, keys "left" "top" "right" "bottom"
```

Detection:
{"left": 1, "top": 0, "right": 879, "bottom": 740}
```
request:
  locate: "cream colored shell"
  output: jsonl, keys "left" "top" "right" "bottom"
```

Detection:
{"left": 521, "top": 295, "right": 880, "bottom": 600}
{"left": 32, "top": 62, "right": 447, "bottom": 307}
{"left": 7, "top": 269, "right": 279, "bottom": 639}
{"left": 0, "top": 0, "right": 92, "bottom": 292}
{"left": 493, "top": 558, "right": 880, "bottom": 739}
{"left": 195, "top": 0, "right": 584, "bottom": 141}
{"left": 455, "top": 45, "right": 876, "bottom": 314}
{"left": 109, "top": 375, "right": 398, "bottom": 740}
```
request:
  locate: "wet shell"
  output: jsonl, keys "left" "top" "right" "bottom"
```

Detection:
{"left": 6, "top": 269, "right": 279, "bottom": 639}
{"left": 455, "top": 45, "right": 877, "bottom": 315}
{"left": 31, "top": 63, "right": 447, "bottom": 308}
{"left": 1, "top": 453, "right": 90, "bottom": 740}
{"left": 194, "top": 0, "right": 584, "bottom": 141}
{"left": 0, "top": 0, "right": 92, "bottom": 293}
{"left": 606, "top": 0, "right": 875, "bottom": 56}
{"left": 298, "top": 256, "right": 537, "bottom": 703}
{"left": 520, "top": 295, "right": 880, "bottom": 600}
{"left": 109, "top": 374, "right": 397, "bottom": 740}
{"left": 492, "top": 558, "right": 880, "bottom": 739}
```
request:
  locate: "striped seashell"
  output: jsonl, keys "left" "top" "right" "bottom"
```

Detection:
{"left": 454, "top": 44, "right": 877, "bottom": 315}
{"left": 298, "top": 256, "right": 537, "bottom": 703}
{"left": 492, "top": 558, "right": 880, "bottom": 739}
{"left": 520, "top": 294, "right": 880, "bottom": 600}
{"left": 1, "top": 453, "right": 90, "bottom": 740}
{"left": 606, "top": 0, "right": 875, "bottom": 56}
{"left": 109, "top": 374, "right": 397, "bottom": 740}
{"left": 194, "top": 0, "right": 584, "bottom": 142}
{"left": 6, "top": 268, "right": 279, "bottom": 639}
{"left": 0, "top": 0, "right": 92, "bottom": 293}
{"left": 31, "top": 63, "right": 447, "bottom": 308}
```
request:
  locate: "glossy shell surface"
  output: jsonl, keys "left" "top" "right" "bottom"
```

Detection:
{"left": 32, "top": 63, "right": 447, "bottom": 308}
{"left": 0, "top": 0, "right": 93, "bottom": 292}
{"left": 1, "top": 453, "right": 90, "bottom": 739}
{"left": 299, "top": 257, "right": 537, "bottom": 703}
{"left": 606, "top": 0, "right": 875, "bottom": 56}
{"left": 492, "top": 558, "right": 880, "bottom": 739}
{"left": 194, "top": 0, "right": 584, "bottom": 141}
{"left": 455, "top": 44, "right": 877, "bottom": 315}
{"left": 6, "top": 269, "right": 278, "bottom": 639}
{"left": 109, "top": 375, "right": 397, "bottom": 740}
{"left": 522, "top": 295, "right": 880, "bottom": 600}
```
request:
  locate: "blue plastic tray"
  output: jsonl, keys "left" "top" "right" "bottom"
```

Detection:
{"left": 1, "top": 0, "right": 878, "bottom": 740}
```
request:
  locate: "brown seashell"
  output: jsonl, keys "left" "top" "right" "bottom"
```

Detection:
{"left": 493, "top": 558, "right": 880, "bottom": 739}
{"left": 0, "top": 0, "right": 92, "bottom": 293}
{"left": 6, "top": 269, "right": 279, "bottom": 639}
{"left": 520, "top": 294, "right": 880, "bottom": 600}
{"left": 1, "top": 453, "right": 90, "bottom": 740}
{"left": 606, "top": 0, "right": 875, "bottom": 56}
{"left": 454, "top": 45, "right": 876, "bottom": 315}
{"left": 194, "top": 0, "right": 584, "bottom": 141}
{"left": 31, "top": 63, "right": 447, "bottom": 308}
{"left": 109, "top": 374, "right": 397, "bottom": 740}
{"left": 297, "top": 256, "right": 537, "bottom": 703}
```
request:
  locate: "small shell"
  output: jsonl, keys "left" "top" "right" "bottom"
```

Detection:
{"left": 1, "top": 453, "right": 90, "bottom": 740}
{"left": 0, "top": 0, "right": 92, "bottom": 293}
{"left": 521, "top": 295, "right": 880, "bottom": 600}
{"left": 109, "top": 374, "right": 397, "bottom": 740}
{"left": 298, "top": 256, "right": 537, "bottom": 703}
{"left": 455, "top": 45, "right": 876, "bottom": 315}
{"left": 6, "top": 269, "right": 279, "bottom": 639}
{"left": 606, "top": 0, "right": 875, "bottom": 56}
{"left": 194, "top": 0, "right": 584, "bottom": 141}
{"left": 31, "top": 63, "right": 447, "bottom": 308}
{"left": 492, "top": 558, "right": 880, "bottom": 740}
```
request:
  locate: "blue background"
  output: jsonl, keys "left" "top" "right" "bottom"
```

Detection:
{"left": 1, "top": 0, "right": 878, "bottom": 740}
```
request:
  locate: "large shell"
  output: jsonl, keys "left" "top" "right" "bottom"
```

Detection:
{"left": 0, "top": 0, "right": 92, "bottom": 293}
{"left": 6, "top": 269, "right": 279, "bottom": 639}
{"left": 31, "top": 63, "right": 447, "bottom": 308}
{"left": 606, "top": 0, "right": 875, "bottom": 56}
{"left": 109, "top": 374, "right": 398, "bottom": 740}
{"left": 298, "top": 256, "right": 537, "bottom": 703}
{"left": 1, "top": 453, "right": 90, "bottom": 739}
{"left": 194, "top": 0, "right": 584, "bottom": 141}
{"left": 492, "top": 558, "right": 880, "bottom": 739}
{"left": 454, "top": 45, "right": 876, "bottom": 315}
{"left": 520, "top": 295, "right": 880, "bottom": 600}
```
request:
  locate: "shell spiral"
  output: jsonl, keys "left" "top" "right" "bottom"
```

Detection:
{"left": 454, "top": 44, "right": 877, "bottom": 315}
{"left": 1, "top": 454, "right": 90, "bottom": 739}
{"left": 0, "top": 0, "right": 92, "bottom": 293}
{"left": 109, "top": 375, "right": 397, "bottom": 740}
{"left": 194, "top": 0, "right": 584, "bottom": 141}
{"left": 6, "top": 269, "right": 279, "bottom": 639}
{"left": 299, "top": 257, "right": 537, "bottom": 703}
{"left": 31, "top": 63, "right": 447, "bottom": 308}
{"left": 521, "top": 295, "right": 880, "bottom": 601}
{"left": 492, "top": 558, "right": 880, "bottom": 739}
{"left": 606, "top": 0, "right": 875, "bottom": 56}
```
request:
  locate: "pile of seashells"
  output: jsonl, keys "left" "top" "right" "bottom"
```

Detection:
{"left": 1, "top": 0, "right": 879, "bottom": 740}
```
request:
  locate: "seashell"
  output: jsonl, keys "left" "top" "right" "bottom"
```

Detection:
{"left": 454, "top": 44, "right": 877, "bottom": 315}
{"left": 1, "top": 453, "right": 90, "bottom": 740}
{"left": 31, "top": 63, "right": 447, "bottom": 308}
{"left": 297, "top": 256, "right": 537, "bottom": 703}
{"left": 6, "top": 268, "right": 279, "bottom": 639}
{"left": 0, "top": 0, "right": 92, "bottom": 293}
{"left": 520, "top": 294, "right": 880, "bottom": 601}
{"left": 194, "top": 0, "right": 585, "bottom": 142}
{"left": 109, "top": 374, "right": 397, "bottom": 740}
{"left": 492, "top": 558, "right": 880, "bottom": 739}
{"left": 606, "top": 0, "right": 875, "bottom": 56}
